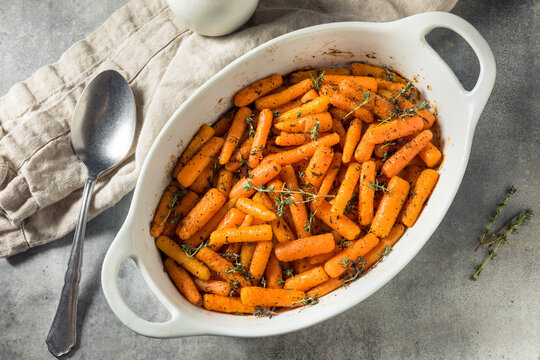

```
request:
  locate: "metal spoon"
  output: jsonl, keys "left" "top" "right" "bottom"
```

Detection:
{"left": 46, "top": 70, "right": 136, "bottom": 357}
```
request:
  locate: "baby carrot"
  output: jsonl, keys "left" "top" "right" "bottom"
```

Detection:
{"left": 249, "top": 241, "right": 273, "bottom": 282}
{"left": 358, "top": 161, "right": 376, "bottom": 226}
{"left": 203, "top": 294, "right": 255, "bottom": 314}
{"left": 224, "top": 137, "right": 254, "bottom": 172}
{"left": 301, "top": 89, "right": 319, "bottom": 103}
{"left": 307, "top": 247, "right": 341, "bottom": 265}
{"left": 312, "top": 200, "right": 361, "bottom": 240}
{"left": 331, "top": 163, "right": 362, "bottom": 215}
{"left": 209, "top": 224, "right": 273, "bottom": 245}
{"left": 193, "top": 278, "right": 232, "bottom": 297}
{"left": 284, "top": 266, "right": 329, "bottom": 291}
{"left": 212, "top": 111, "right": 235, "bottom": 137}
{"left": 317, "top": 152, "right": 342, "bottom": 196}
{"left": 307, "top": 278, "right": 344, "bottom": 298}
{"left": 323, "top": 233, "right": 379, "bottom": 278}
{"left": 240, "top": 287, "right": 306, "bottom": 307}
{"left": 342, "top": 118, "right": 362, "bottom": 163}
{"left": 219, "top": 107, "right": 251, "bottom": 165}
{"left": 331, "top": 116, "right": 347, "bottom": 149}
{"left": 180, "top": 124, "right": 216, "bottom": 165}
{"left": 163, "top": 190, "right": 199, "bottom": 238}
{"left": 275, "top": 112, "right": 332, "bottom": 133}
{"left": 248, "top": 109, "right": 273, "bottom": 168}
{"left": 150, "top": 185, "right": 180, "bottom": 237}
{"left": 364, "top": 116, "right": 424, "bottom": 144}
{"left": 229, "top": 160, "right": 282, "bottom": 199}
{"left": 293, "top": 258, "right": 317, "bottom": 274}
{"left": 402, "top": 164, "right": 424, "bottom": 188}
{"left": 275, "top": 98, "right": 303, "bottom": 115}
{"left": 234, "top": 74, "right": 283, "bottom": 107}
{"left": 319, "top": 85, "right": 374, "bottom": 123}
{"left": 255, "top": 78, "right": 313, "bottom": 110}
{"left": 392, "top": 96, "right": 436, "bottom": 129}
{"left": 156, "top": 236, "right": 211, "bottom": 281}
{"left": 275, "top": 132, "right": 310, "bottom": 146}
{"left": 252, "top": 192, "right": 295, "bottom": 243}
{"left": 304, "top": 145, "right": 334, "bottom": 191}
{"left": 339, "top": 83, "right": 394, "bottom": 119}
{"left": 265, "top": 254, "right": 284, "bottom": 289}
{"left": 350, "top": 62, "right": 407, "bottom": 83}
{"left": 354, "top": 124, "right": 376, "bottom": 163}
{"left": 182, "top": 198, "right": 235, "bottom": 247}
{"left": 177, "top": 137, "right": 224, "bottom": 188}
{"left": 236, "top": 198, "right": 277, "bottom": 221}
{"left": 281, "top": 165, "right": 310, "bottom": 238}
{"left": 217, "top": 208, "right": 246, "bottom": 230}
{"left": 164, "top": 258, "right": 202, "bottom": 306}
{"left": 276, "top": 96, "right": 330, "bottom": 123}
{"left": 178, "top": 188, "right": 227, "bottom": 240}
{"left": 261, "top": 133, "right": 340, "bottom": 166}
{"left": 195, "top": 247, "right": 252, "bottom": 287}
{"left": 418, "top": 142, "right": 442, "bottom": 168}
{"left": 289, "top": 68, "right": 350, "bottom": 83}
{"left": 336, "top": 76, "right": 378, "bottom": 93}
{"left": 217, "top": 169, "right": 233, "bottom": 196}
{"left": 370, "top": 176, "right": 410, "bottom": 237}
{"left": 381, "top": 130, "right": 433, "bottom": 178}
{"left": 240, "top": 242, "right": 257, "bottom": 269}
{"left": 401, "top": 169, "right": 439, "bottom": 227}
{"left": 275, "top": 233, "right": 335, "bottom": 262}
{"left": 362, "top": 224, "right": 405, "bottom": 272}
{"left": 189, "top": 164, "right": 214, "bottom": 194}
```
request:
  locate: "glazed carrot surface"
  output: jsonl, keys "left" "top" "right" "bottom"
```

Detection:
{"left": 151, "top": 62, "right": 442, "bottom": 316}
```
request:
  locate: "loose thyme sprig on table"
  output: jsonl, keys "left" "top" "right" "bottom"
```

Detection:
{"left": 477, "top": 186, "right": 516, "bottom": 244}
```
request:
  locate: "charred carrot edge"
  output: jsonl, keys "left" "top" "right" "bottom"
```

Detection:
{"left": 156, "top": 236, "right": 211, "bottom": 281}
{"left": 203, "top": 294, "right": 255, "bottom": 314}
{"left": 284, "top": 266, "right": 329, "bottom": 291}
{"left": 240, "top": 287, "right": 306, "bottom": 307}
{"left": 381, "top": 130, "right": 433, "bottom": 178}
{"left": 370, "top": 176, "right": 410, "bottom": 238}
{"left": 324, "top": 233, "right": 379, "bottom": 278}
{"left": 358, "top": 161, "right": 376, "bottom": 226}
{"left": 150, "top": 185, "right": 180, "bottom": 237}
{"left": 177, "top": 137, "right": 224, "bottom": 188}
{"left": 234, "top": 74, "right": 283, "bottom": 107}
{"left": 164, "top": 258, "right": 202, "bottom": 306}
{"left": 275, "top": 233, "right": 335, "bottom": 262}
{"left": 178, "top": 188, "right": 227, "bottom": 240}
{"left": 401, "top": 169, "right": 439, "bottom": 227}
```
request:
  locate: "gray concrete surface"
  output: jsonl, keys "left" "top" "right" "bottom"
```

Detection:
{"left": 1, "top": 0, "right": 539, "bottom": 359}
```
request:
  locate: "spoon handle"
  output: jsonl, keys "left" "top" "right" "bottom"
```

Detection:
{"left": 46, "top": 177, "right": 96, "bottom": 357}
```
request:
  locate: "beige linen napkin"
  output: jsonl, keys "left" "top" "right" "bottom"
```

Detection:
{"left": 0, "top": 0, "right": 457, "bottom": 257}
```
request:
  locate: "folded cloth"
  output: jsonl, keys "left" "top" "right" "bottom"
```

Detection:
{"left": 0, "top": 0, "right": 457, "bottom": 257}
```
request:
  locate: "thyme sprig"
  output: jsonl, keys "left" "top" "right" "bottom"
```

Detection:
{"left": 158, "top": 189, "right": 186, "bottom": 227}
{"left": 369, "top": 179, "right": 391, "bottom": 194}
{"left": 253, "top": 306, "right": 277, "bottom": 318}
{"left": 292, "top": 295, "right": 319, "bottom": 307}
{"left": 303, "top": 210, "right": 317, "bottom": 233}
{"left": 181, "top": 241, "right": 206, "bottom": 258}
{"left": 339, "top": 256, "right": 366, "bottom": 284}
{"left": 310, "top": 71, "right": 325, "bottom": 91}
{"left": 478, "top": 186, "right": 517, "bottom": 244}
{"left": 343, "top": 92, "right": 372, "bottom": 119}
{"left": 309, "top": 120, "right": 320, "bottom": 140}
{"left": 246, "top": 113, "right": 255, "bottom": 137}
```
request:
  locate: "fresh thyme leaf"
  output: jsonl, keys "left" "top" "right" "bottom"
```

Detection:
{"left": 310, "top": 71, "right": 325, "bottom": 91}
{"left": 303, "top": 210, "right": 317, "bottom": 233}
{"left": 273, "top": 109, "right": 280, "bottom": 117}
{"left": 339, "top": 256, "right": 366, "bottom": 284}
{"left": 343, "top": 91, "right": 372, "bottom": 119}
{"left": 158, "top": 188, "right": 186, "bottom": 227}
{"left": 281, "top": 264, "right": 294, "bottom": 278}
{"left": 309, "top": 119, "right": 320, "bottom": 140}
{"left": 369, "top": 179, "right": 391, "bottom": 194}
{"left": 181, "top": 241, "right": 205, "bottom": 258}
{"left": 253, "top": 306, "right": 277, "bottom": 318}
{"left": 228, "top": 280, "right": 241, "bottom": 296}
{"left": 478, "top": 186, "right": 517, "bottom": 244}
{"left": 245, "top": 113, "right": 255, "bottom": 137}
{"left": 375, "top": 245, "right": 392, "bottom": 265}
{"left": 293, "top": 295, "right": 319, "bottom": 307}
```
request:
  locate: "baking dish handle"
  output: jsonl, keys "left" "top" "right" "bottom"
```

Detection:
{"left": 401, "top": 11, "right": 496, "bottom": 125}
{"left": 101, "top": 217, "right": 198, "bottom": 338}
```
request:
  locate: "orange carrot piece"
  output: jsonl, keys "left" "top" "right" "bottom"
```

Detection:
{"left": 281, "top": 165, "right": 310, "bottom": 238}
{"left": 212, "top": 111, "right": 235, "bottom": 137}
{"left": 362, "top": 224, "right": 405, "bottom": 272}
{"left": 342, "top": 118, "right": 362, "bottom": 163}
{"left": 331, "top": 116, "right": 347, "bottom": 149}
{"left": 350, "top": 62, "right": 407, "bottom": 83}
{"left": 290, "top": 68, "right": 350, "bottom": 83}
{"left": 307, "top": 246, "right": 341, "bottom": 265}
{"left": 229, "top": 161, "right": 282, "bottom": 199}
{"left": 265, "top": 254, "right": 283, "bottom": 289}
{"left": 354, "top": 124, "right": 376, "bottom": 163}
{"left": 235, "top": 198, "right": 277, "bottom": 221}
{"left": 317, "top": 152, "right": 342, "bottom": 196}
{"left": 401, "top": 169, "right": 439, "bottom": 227}
{"left": 323, "top": 233, "right": 379, "bottom": 278}
{"left": 249, "top": 241, "right": 273, "bottom": 282}
{"left": 335, "top": 76, "right": 378, "bottom": 92}
{"left": 225, "top": 243, "right": 242, "bottom": 256}
{"left": 217, "top": 169, "right": 233, "bottom": 196}
{"left": 177, "top": 137, "right": 224, "bottom": 187}
{"left": 219, "top": 107, "right": 251, "bottom": 165}
{"left": 364, "top": 116, "right": 424, "bottom": 144}
{"left": 275, "top": 112, "right": 332, "bottom": 133}
{"left": 182, "top": 199, "right": 235, "bottom": 247}
{"left": 331, "top": 163, "right": 362, "bottom": 215}
{"left": 178, "top": 188, "right": 227, "bottom": 240}
{"left": 274, "top": 98, "right": 303, "bottom": 115}
{"left": 217, "top": 208, "right": 246, "bottom": 230}
{"left": 180, "top": 124, "right": 216, "bottom": 165}
{"left": 189, "top": 164, "right": 214, "bottom": 194}
{"left": 193, "top": 278, "right": 232, "bottom": 297}
{"left": 240, "top": 287, "right": 306, "bottom": 307}
{"left": 224, "top": 137, "right": 254, "bottom": 172}
{"left": 150, "top": 185, "right": 180, "bottom": 237}
{"left": 301, "top": 89, "right": 319, "bottom": 103}
{"left": 262, "top": 133, "right": 340, "bottom": 166}
{"left": 164, "top": 258, "right": 202, "bottom": 306}
{"left": 275, "top": 233, "right": 335, "bottom": 262}
{"left": 402, "top": 164, "right": 424, "bottom": 188}
{"left": 248, "top": 109, "right": 273, "bottom": 168}
{"left": 276, "top": 96, "right": 330, "bottom": 123}
{"left": 358, "top": 161, "right": 376, "bottom": 226}
{"left": 293, "top": 258, "right": 317, "bottom": 274}
{"left": 209, "top": 224, "right": 273, "bottom": 245}
{"left": 195, "top": 247, "right": 252, "bottom": 287}
{"left": 370, "top": 176, "right": 410, "bottom": 237}
{"left": 275, "top": 132, "right": 310, "bottom": 146}
{"left": 418, "top": 142, "right": 442, "bottom": 168}
{"left": 163, "top": 190, "right": 199, "bottom": 238}
{"left": 339, "top": 82, "right": 394, "bottom": 119}
{"left": 252, "top": 192, "right": 295, "bottom": 243}
{"left": 312, "top": 200, "right": 361, "bottom": 241}
{"left": 156, "top": 236, "right": 211, "bottom": 281}
{"left": 307, "top": 278, "right": 344, "bottom": 298}
{"left": 203, "top": 294, "right": 255, "bottom": 314}
{"left": 284, "top": 266, "right": 329, "bottom": 291}
{"left": 255, "top": 78, "right": 313, "bottom": 110}
{"left": 304, "top": 145, "right": 334, "bottom": 191}
{"left": 234, "top": 74, "right": 283, "bottom": 107}
{"left": 319, "top": 85, "right": 374, "bottom": 123}
{"left": 394, "top": 96, "right": 436, "bottom": 129}
{"left": 381, "top": 130, "right": 433, "bottom": 178}
{"left": 240, "top": 242, "right": 257, "bottom": 269}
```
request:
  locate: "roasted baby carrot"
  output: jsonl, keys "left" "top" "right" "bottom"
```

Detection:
{"left": 163, "top": 190, "right": 199, "bottom": 238}
{"left": 307, "top": 278, "right": 344, "bottom": 298}
{"left": 275, "top": 132, "right": 310, "bottom": 146}
{"left": 255, "top": 78, "right": 313, "bottom": 110}
{"left": 274, "top": 233, "right": 335, "bottom": 262}
{"left": 209, "top": 224, "right": 273, "bottom": 245}
{"left": 307, "top": 247, "right": 341, "bottom": 265}
{"left": 358, "top": 161, "right": 376, "bottom": 226}
{"left": 362, "top": 224, "right": 405, "bottom": 272}
{"left": 240, "top": 242, "right": 257, "bottom": 269}
{"left": 289, "top": 68, "right": 350, "bottom": 83}
{"left": 381, "top": 130, "right": 433, "bottom": 178}
{"left": 182, "top": 198, "right": 235, "bottom": 247}
{"left": 418, "top": 142, "right": 442, "bottom": 168}
{"left": 304, "top": 145, "right": 334, "bottom": 191}
{"left": 224, "top": 137, "right": 254, "bottom": 172}
{"left": 234, "top": 74, "right": 283, "bottom": 107}
{"left": 284, "top": 266, "right": 329, "bottom": 291}
{"left": 248, "top": 109, "right": 273, "bottom": 168}
{"left": 235, "top": 198, "right": 277, "bottom": 221}
{"left": 336, "top": 76, "right": 378, "bottom": 93}
{"left": 229, "top": 161, "right": 281, "bottom": 199}
{"left": 212, "top": 111, "right": 235, "bottom": 137}
{"left": 402, "top": 164, "right": 424, "bottom": 188}
{"left": 265, "top": 254, "right": 284, "bottom": 289}
{"left": 252, "top": 192, "right": 295, "bottom": 243}
{"left": 320, "top": 85, "right": 374, "bottom": 123}
{"left": 219, "top": 107, "right": 251, "bottom": 165}
{"left": 350, "top": 62, "right": 407, "bottom": 83}
{"left": 262, "top": 133, "right": 340, "bottom": 165}
{"left": 189, "top": 164, "right": 214, "bottom": 194}
{"left": 323, "top": 233, "right": 379, "bottom": 278}
{"left": 312, "top": 200, "right": 361, "bottom": 241}
{"left": 156, "top": 236, "right": 211, "bottom": 281}
{"left": 249, "top": 241, "right": 273, "bottom": 282}
{"left": 317, "top": 152, "right": 342, "bottom": 196}
{"left": 240, "top": 287, "right": 306, "bottom": 307}
{"left": 178, "top": 188, "right": 227, "bottom": 240}
{"left": 401, "top": 169, "right": 439, "bottom": 227}
{"left": 331, "top": 116, "right": 347, "bottom": 149}
{"left": 354, "top": 124, "right": 376, "bottom": 163}
{"left": 301, "top": 89, "right": 319, "bottom": 103}
{"left": 276, "top": 96, "right": 330, "bottom": 123}
{"left": 180, "top": 124, "right": 216, "bottom": 165}
{"left": 342, "top": 118, "right": 362, "bottom": 163}
{"left": 164, "top": 258, "right": 202, "bottom": 306}
{"left": 217, "top": 169, "right": 233, "bottom": 196}
{"left": 331, "top": 163, "right": 362, "bottom": 215}
{"left": 275, "top": 112, "right": 332, "bottom": 133}
{"left": 150, "top": 185, "right": 180, "bottom": 237}
{"left": 364, "top": 116, "right": 424, "bottom": 144}
{"left": 195, "top": 247, "right": 252, "bottom": 287}
{"left": 217, "top": 208, "right": 246, "bottom": 230}
{"left": 177, "top": 137, "right": 224, "bottom": 188}
{"left": 281, "top": 165, "right": 310, "bottom": 238}
{"left": 193, "top": 278, "right": 232, "bottom": 297}
{"left": 370, "top": 176, "right": 410, "bottom": 237}
{"left": 203, "top": 294, "right": 255, "bottom": 314}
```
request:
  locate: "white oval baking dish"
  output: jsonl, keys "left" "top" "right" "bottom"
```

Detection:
{"left": 101, "top": 12, "right": 495, "bottom": 338}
